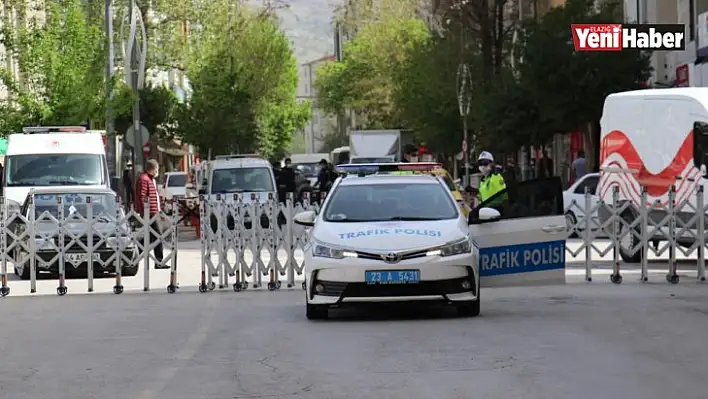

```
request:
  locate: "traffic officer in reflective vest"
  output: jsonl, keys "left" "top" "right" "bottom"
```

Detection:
{"left": 477, "top": 151, "right": 507, "bottom": 206}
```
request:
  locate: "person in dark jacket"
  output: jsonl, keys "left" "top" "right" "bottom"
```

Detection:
{"left": 278, "top": 158, "right": 296, "bottom": 202}
{"left": 122, "top": 162, "right": 134, "bottom": 209}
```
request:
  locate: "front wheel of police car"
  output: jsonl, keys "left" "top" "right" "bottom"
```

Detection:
{"left": 299, "top": 164, "right": 480, "bottom": 320}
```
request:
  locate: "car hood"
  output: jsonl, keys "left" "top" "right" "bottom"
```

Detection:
{"left": 313, "top": 218, "right": 468, "bottom": 251}
{"left": 33, "top": 220, "right": 126, "bottom": 236}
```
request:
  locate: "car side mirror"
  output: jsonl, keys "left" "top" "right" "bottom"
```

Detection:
{"left": 294, "top": 210, "right": 316, "bottom": 226}
{"left": 468, "top": 207, "right": 501, "bottom": 225}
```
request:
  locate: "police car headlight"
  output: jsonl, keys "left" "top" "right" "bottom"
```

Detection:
{"left": 428, "top": 237, "right": 471, "bottom": 257}
{"left": 312, "top": 241, "right": 357, "bottom": 259}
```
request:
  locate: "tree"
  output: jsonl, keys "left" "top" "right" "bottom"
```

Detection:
{"left": 114, "top": 83, "right": 182, "bottom": 140}
{"left": 391, "top": 31, "right": 472, "bottom": 154}
{"left": 0, "top": 0, "right": 115, "bottom": 134}
{"left": 473, "top": 0, "right": 652, "bottom": 166}
{"left": 314, "top": 17, "right": 429, "bottom": 129}
{"left": 178, "top": 4, "right": 309, "bottom": 158}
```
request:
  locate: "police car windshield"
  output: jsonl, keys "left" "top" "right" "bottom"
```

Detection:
{"left": 32, "top": 193, "right": 118, "bottom": 219}
{"left": 5, "top": 154, "right": 106, "bottom": 187}
{"left": 323, "top": 183, "right": 458, "bottom": 222}
{"left": 211, "top": 167, "right": 274, "bottom": 193}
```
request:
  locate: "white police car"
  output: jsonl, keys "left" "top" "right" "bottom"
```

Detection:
{"left": 294, "top": 163, "right": 497, "bottom": 320}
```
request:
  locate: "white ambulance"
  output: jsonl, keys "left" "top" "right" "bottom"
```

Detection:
{"left": 2, "top": 126, "right": 110, "bottom": 211}
{"left": 598, "top": 88, "right": 708, "bottom": 262}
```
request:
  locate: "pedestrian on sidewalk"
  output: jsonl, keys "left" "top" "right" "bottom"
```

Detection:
{"left": 134, "top": 159, "right": 168, "bottom": 269}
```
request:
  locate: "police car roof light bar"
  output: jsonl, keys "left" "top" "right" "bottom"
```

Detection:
{"left": 336, "top": 162, "right": 441, "bottom": 175}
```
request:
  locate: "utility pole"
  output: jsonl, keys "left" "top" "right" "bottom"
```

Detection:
{"left": 129, "top": 0, "right": 140, "bottom": 169}
{"left": 105, "top": 0, "right": 116, "bottom": 175}
{"left": 456, "top": 1, "right": 472, "bottom": 187}
{"left": 121, "top": 0, "right": 146, "bottom": 172}
{"left": 335, "top": 22, "right": 347, "bottom": 145}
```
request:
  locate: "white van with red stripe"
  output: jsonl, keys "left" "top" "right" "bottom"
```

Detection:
{"left": 598, "top": 88, "right": 708, "bottom": 262}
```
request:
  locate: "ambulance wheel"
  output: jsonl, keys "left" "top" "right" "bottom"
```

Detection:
{"left": 619, "top": 212, "right": 642, "bottom": 263}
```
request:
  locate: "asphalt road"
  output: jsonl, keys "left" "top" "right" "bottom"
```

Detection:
{"left": 2, "top": 237, "right": 706, "bottom": 296}
{"left": 1, "top": 282, "right": 708, "bottom": 399}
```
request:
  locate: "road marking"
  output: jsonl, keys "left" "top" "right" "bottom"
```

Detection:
{"left": 135, "top": 294, "right": 220, "bottom": 399}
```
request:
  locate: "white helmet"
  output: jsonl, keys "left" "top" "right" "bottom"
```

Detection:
{"left": 478, "top": 151, "right": 494, "bottom": 163}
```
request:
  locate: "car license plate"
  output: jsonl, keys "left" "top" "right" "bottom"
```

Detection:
{"left": 66, "top": 253, "right": 101, "bottom": 263}
{"left": 365, "top": 270, "right": 420, "bottom": 285}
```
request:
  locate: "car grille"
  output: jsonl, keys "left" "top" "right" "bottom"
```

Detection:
{"left": 315, "top": 267, "right": 476, "bottom": 298}
{"left": 62, "top": 235, "right": 110, "bottom": 251}
{"left": 354, "top": 249, "right": 428, "bottom": 262}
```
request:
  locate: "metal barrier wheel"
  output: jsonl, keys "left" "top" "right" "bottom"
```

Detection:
{"left": 57, "top": 286, "right": 68, "bottom": 296}
{"left": 667, "top": 274, "right": 680, "bottom": 284}
{"left": 610, "top": 274, "right": 622, "bottom": 284}
{"left": 208, "top": 282, "right": 216, "bottom": 291}
{"left": 167, "top": 284, "right": 177, "bottom": 293}
{"left": 0, "top": 287, "right": 9, "bottom": 296}
{"left": 198, "top": 283, "right": 208, "bottom": 293}
{"left": 276, "top": 281, "right": 282, "bottom": 289}
{"left": 241, "top": 282, "right": 249, "bottom": 290}
{"left": 233, "top": 282, "right": 242, "bottom": 292}
{"left": 113, "top": 285, "right": 124, "bottom": 294}
{"left": 267, "top": 281, "right": 277, "bottom": 291}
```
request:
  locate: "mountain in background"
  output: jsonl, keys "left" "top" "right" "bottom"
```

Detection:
{"left": 273, "top": 0, "right": 339, "bottom": 64}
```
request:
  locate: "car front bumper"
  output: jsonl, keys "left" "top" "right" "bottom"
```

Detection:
{"left": 305, "top": 253, "right": 478, "bottom": 306}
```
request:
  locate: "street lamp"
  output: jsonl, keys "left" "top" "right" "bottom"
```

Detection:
{"left": 120, "top": 0, "right": 147, "bottom": 170}
{"left": 456, "top": 62, "right": 472, "bottom": 187}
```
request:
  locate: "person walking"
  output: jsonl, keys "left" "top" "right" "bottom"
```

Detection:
{"left": 134, "top": 159, "right": 168, "bottom": 269}
{"left": 279, "top": 158, "right": 296, "bottom": 203}
{"left": 571, "top": 150, "right": 587, "bottom": 182}
{"left": 122, "top": 162, "right": 134, "bottom": 210}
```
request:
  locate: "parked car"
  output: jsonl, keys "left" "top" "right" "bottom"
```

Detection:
{"left": 563, "top": 172, "right": 600, "bottom": 233}
{"left": 11, "top": 187, "right": 138, "bottom": 279}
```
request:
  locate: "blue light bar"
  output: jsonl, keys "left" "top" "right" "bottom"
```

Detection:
{"left": 335, "top": 162, "right": 441, "bottom": 175}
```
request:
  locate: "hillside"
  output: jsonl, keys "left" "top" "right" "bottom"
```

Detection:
{"left": 275, "top": 0, "right": 340, "bottom": 63}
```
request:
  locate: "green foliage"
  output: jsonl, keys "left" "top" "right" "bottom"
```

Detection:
{"left": 314, "top": 17, "right": 430, "bottom": 129}
{"left": 114, "top": 83, "right": 181, "bottom": 140}
{"left": 473, "top": 0, "right": 652, "bottom": 150}
{"left": 392, "top": 32, "right": 474, "bottom": 154}
{"left": 178, "top": 4, "right": 309, "bottom": 158}
{"left": 0, "top": 0, "right": 108, "bottom": 134}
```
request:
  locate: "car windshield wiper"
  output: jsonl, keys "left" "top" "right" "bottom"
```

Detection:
{"left": 216, "top": 189, "right": 245, "bottom": 193}
{"left": 48, "top": 180, "right": 82, "bottom": 185}
{"left": 385, "top": 216, "right": 443, "bottom": 221}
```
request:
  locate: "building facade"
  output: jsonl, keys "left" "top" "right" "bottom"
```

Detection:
{"left": 297, "top": 55, "right": 337, "bottom": 153}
